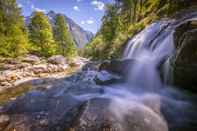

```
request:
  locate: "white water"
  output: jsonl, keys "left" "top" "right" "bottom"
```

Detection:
{"left": 73, "top": 13, "right": 197, "bottom": 131}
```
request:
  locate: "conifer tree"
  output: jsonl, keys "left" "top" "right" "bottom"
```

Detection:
{"left": 28, "top": 11, "right": 57, "bottom": 57}
{"left": 54, "top": 14, "right": 77, "bottom": 58}
{"left": 0, "top": 0, "right": 28, "bottom": 57}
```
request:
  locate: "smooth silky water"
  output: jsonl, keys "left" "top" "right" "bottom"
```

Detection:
{"left": 73, "top": 13, "right": 197, "bottom": 131}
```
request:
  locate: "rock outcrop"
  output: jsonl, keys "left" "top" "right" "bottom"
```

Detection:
{"left": 173, "top": 20, "right": 197, "bottom": 91}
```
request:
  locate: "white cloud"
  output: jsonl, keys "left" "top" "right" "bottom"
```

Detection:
{"left": 87, "top": 20, "right": 94, "bottom": 24}
{"left": 31, "top": 4, "right": 46, "bottom": 13}
{"left": 73, "top": 6, "right": 80, "bottom": 11}
{"left": 81, "top": 20, "right": 85, "bottom": 25}
{"left": 81, "top": 18, "right": 95, "bottom": 25}
{"left": 76, "top": 0, "right": 82, "bottom": 2}
{"left": 18, "top": 3, "right": 23, "bottom": 8}
{"left": 91, "top": 0, "right": 105, "bottom": 11}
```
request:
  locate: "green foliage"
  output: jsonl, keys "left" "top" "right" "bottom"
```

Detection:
{"left": 28, "top": 11, "right": 57, "bottom": 57}
{"left": 101, "top": 4, "right": 120, "bottom": 43}
{"left": 84, "top": 0, "right": 196, "bottom": 60}
{"left": 54, "top": 14, "right": 77, "bottom": 58}
{"left": 0, "top": 0, "right": 28, "bottom": 57}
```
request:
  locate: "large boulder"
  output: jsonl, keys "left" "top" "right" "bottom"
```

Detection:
{"left": 173, "top": 20, "right": 197, "bottom": 91}
{"left": 99, "top": 59, "right": 136, "bottom": 77}
{"left": 68, "top": 97, "right": 168, "bottom": 131}
{"left": 48, "top": 55, "right": 67, "bottom": 65}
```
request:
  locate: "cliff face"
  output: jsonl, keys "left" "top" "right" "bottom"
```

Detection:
{"left": 26, "top": 11, "right": 94, "bottom": 48}
{"left": 65, "top": 16, "right": 94, "bottom": 48}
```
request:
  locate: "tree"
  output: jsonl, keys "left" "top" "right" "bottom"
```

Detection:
{"left": 0, "top": 0, "right": 28, "bottom": 57}
{"left": 54, "top": 14, "right": 77, "bottom": 58}
{"left": 101, "top": 4, "right": 120, "bottom": 43}
{"left": 28, "top": 11, "right": 57, "bottom": 57}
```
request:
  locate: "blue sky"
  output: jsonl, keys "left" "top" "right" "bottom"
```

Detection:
{"left": 16, "top": 0, "right": 112, "bottom": 33}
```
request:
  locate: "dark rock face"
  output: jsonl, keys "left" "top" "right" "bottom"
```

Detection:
{"left": 99, "top": 59, "right": 136, "bottom": 77}
{"left": 173, "top": 21, "right": 197, "bottom": 91}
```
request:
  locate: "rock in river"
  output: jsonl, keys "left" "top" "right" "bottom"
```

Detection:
{"left": 48, "top": 55, "right": 67, "bottom": 65}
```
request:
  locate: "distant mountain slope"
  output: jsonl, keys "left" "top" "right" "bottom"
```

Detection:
{"left": 26, "top": 11, "right": 94, "bottom": 48}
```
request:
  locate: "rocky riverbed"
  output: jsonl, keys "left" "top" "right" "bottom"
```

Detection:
{"left": 0, "top": 60, "right": 196, "bottom": 131}
{"left": 0, "top": 55, "right": 88, "bottom": 92}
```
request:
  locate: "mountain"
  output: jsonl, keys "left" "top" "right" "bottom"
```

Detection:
{"left": 26, "top": 11, "right": 94, "bottom": 48}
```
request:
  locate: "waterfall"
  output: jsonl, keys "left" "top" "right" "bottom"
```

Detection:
{"left": 123, "top": 14, "right": 197, "bottom": 87}
{"left": 123, "top": 21, "right": 175, "bottom": 88}
{"left": 73, "top": 13, "right": 197, "bottom": 131}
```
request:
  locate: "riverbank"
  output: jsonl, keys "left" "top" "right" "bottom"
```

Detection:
{"left": 0, "top": 55, "right": 88, "bottom": 92}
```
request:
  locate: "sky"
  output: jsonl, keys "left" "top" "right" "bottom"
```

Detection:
{"left": 16, "top": 0, "right": 112, "bottom": 34}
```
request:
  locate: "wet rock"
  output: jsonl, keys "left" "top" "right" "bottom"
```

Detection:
{"left": 99, "top": 59, "right": 136, "bottom": 77}
{"left": 70, "top": 57, "right": 88, "bottom": 68}
{"left": 95, "top": 71, "right": 123, "bottom": 85}
{"left": 82, "top": 61, "right": 100, "bottom": 71}
{"left": 69, "top": 98, "right": 168, "bottom": 131}
{"left": 173, "top": 24, "right": 197, "bottom": 91}
{"left": 39, "top": 119, "right": 49, "bottom": 126}
{"left": 48, "top": 55, "right": 67, "bottom": 65}
{"left": 22, "top": 55, "right": 40, "bottom": 64}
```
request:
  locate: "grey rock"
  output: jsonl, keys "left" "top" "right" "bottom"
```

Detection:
{"left": 48, "top": 55, "right": 67, "bottom": 65}
{"left": 69, "top": 98, "right": 168, "bottom": 131}
{"left": 23, "top": 55, "right": 40, "bottom": 64}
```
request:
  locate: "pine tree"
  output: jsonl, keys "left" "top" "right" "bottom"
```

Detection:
{"left": 0, "top": 0, "right": 28, "bottom": 57}
{"left": 28, "top": 11, "right": 57, "bottom": 57}
{"left": 54, "top": 14, "right": 77, "bottom": 58}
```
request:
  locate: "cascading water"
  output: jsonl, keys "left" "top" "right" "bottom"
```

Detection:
{"left": 71, "top": 13, "right": 197, "bottom": 131}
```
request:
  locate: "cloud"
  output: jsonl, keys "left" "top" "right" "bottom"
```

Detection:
{"left": 17, "top": 3, "right": 23, "bottom": 8}
{"left": 76, "top": 0, "right": 82, "bottom": 2}
{"left": 81, "top": 18, "right": 95, "bottom": 25}
{"left": 87, "top": 20, "right": 94, "bottom": 24}
{"left": 31, "top": 4, "right": 46, "bottom": 13}
{"left": 73, "top": 6, "right": 80, "bottom": 11}
{"left": 91, "top": 0, "right": 105, "bottom": 11}
{"left": 81, "top": 20, "right": 85, "bottom": 25}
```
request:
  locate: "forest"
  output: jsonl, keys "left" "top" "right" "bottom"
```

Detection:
{"left": 0, "top": 0, "right": 77, "bottom": 58}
